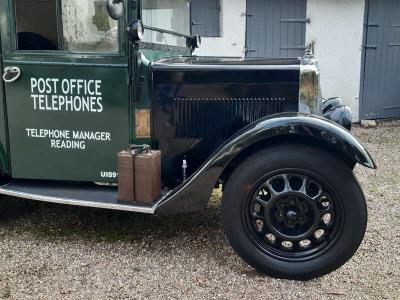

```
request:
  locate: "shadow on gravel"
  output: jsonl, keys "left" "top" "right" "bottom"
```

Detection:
{"left": 0, "top": 198, "right": 40, "bottom": 222}
{"left": 0, "top": 194, "right": 223, "bottom": 243}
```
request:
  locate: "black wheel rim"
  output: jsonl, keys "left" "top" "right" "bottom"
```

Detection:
{"left": 244, "top": 169, "right": 344, "bottom": 261}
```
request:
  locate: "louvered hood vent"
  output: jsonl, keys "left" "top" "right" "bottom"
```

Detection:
{"left": 173, "top": 97, "right": 286, "bottom": 139}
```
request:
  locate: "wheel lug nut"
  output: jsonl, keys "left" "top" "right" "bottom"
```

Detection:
{"left": 265, "top": 233, "right": 276, "bottom": 244}
{"left": 255, "top": 220, "right": 264, "bottom": 232}
{"left": 281, "top": 241, "right": 293, "bottom": 250}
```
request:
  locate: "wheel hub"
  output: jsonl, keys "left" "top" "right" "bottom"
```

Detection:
{"left": 286, "top": 210, "right": 297, "bottom": 220}
{"left": 274, "top": 196, "right": 310, "bottom": 229}
{"left": 247, "top": 172, "right": 338, "bottom": 258}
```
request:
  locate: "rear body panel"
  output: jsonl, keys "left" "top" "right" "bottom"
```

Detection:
{"left": 151, "top": 57, "right": 301, "bottom": 187}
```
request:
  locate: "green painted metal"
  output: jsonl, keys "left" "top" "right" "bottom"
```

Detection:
{"left": 0, "top": 0, "right": 191, "bottom": 182}
{"left": 132, "top": 49, "right": 190, "bottom": 146}
{"left": 4, "top": 64, "right": 130, "bottom": 182}
{"left": 0, "top": 0, "right": 132, "bottom": 182}
{"left": 3, "top": 60, "right": 129, "bottom": 68}
{"left": 0, "top": 24, "right": 11, "bottom": 175}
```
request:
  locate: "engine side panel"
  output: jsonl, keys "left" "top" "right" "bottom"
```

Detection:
{"left": 150, "top": 57, "right": 301, "bottom": 187}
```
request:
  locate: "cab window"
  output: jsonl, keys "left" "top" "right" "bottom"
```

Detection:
{"left": 14, "top": 0, "right": 119, "bottom": 53}
{"left": 60, "top": 0, "right": 119, "bottom": 52}
{"left": 15, "top": 0, "right": 59, "bottom": 50}
{"left": 141, "top": 0, "right": 190, "bottom": 47}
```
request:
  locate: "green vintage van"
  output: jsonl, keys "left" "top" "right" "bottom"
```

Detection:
{"left": 0, "top": 0, "right": 376, "bottom": 280}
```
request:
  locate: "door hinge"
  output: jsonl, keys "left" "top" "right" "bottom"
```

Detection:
{"left": 241, "top": 12, "right": 253, "bottom": 17}
{"left": 245, "top": 47, "right": 256, "bottom": 54}
{"left": 281, "top": 46, "right": 307, "bottom": 50}
{"left": 210, "top": 4, "right": 221, "bottom": 11}
{"left": 364, "top": 45, "right": 378, "bottom": 49}
{"left": 281, "top": 18, "right": 311, "bottom": 24}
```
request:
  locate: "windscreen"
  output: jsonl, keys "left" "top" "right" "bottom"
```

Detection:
{"left": 142, "top": 0, "right": 191, "bottom": 35}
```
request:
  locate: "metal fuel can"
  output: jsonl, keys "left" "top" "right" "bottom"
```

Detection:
{"left": 117, "top": 150, "right": 135, "bottom": 202}
{"left": 134, "top": 150, "right": 161, "bottom": 204}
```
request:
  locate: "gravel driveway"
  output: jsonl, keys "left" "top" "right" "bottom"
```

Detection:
{"left": 0, "top": 121, "right": 399, "bottom": 299}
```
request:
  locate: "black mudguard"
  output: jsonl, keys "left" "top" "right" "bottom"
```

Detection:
{"left": 155, "top": 113, "right": 376, "bottom": 215}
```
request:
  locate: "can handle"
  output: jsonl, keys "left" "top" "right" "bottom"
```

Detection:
{"left": 129, "top": 144, "right": 150, "bottom": 155}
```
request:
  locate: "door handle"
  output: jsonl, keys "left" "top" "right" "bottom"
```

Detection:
{"left": 3, "top": 67, "right": 22, "bottom": 83}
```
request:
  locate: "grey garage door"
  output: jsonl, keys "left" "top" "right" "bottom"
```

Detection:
{"left": 361, "top": 0, "right": 400, "bottom": 119}
{"left": 245, "top": 0, "right": 307, "bottom": 58}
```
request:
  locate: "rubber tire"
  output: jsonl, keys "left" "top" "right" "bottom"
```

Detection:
{"left": 222, "top": 143, "right": 367, "bottom": 280}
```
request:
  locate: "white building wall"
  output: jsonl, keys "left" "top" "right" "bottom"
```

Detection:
{"left": 195, "top": 0, "right": 366, "bottom": 120}
{"left": 194, "top": 0, "right": 246, "bottom": 57}
{"left": 306, "top": 0, "right": 365, "bottom": 121}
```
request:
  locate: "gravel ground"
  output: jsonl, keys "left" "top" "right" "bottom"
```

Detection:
{"left": 0, "top": 121, "right": 399, "bottom": 300}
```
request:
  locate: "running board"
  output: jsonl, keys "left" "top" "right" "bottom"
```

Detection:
{"left": 0, "top": 180, "right": 164, "bottom": 214}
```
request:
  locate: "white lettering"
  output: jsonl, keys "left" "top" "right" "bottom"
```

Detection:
{"left": 31, "top": 78, "right": 37, "bottom": 93}
{"left": 51, "top": 78, "right": 59, "bottom": 93}
{"left": 30, "top": 94, "right": 38, "bottom": 109}
{"left": 101, "top": 171, "right": 117, "bottom": 178}
{"left": 50, "top": 139, "right": 86, "bottom": 150}
{"left": 61, "top": 79, "right": 69, "bottom": 94}
{"left": 95, "top": 80, "right": 102, "bottom": 96}
{"left": 30, "top": 78, "right": 103, "bottom": 113}
{"left": 26, "top": 128, "right": 112, "bottom": 152}
{"left": 38, "top": 78, "right": 46, "bottom": 93}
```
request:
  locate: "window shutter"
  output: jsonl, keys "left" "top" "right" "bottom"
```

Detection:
{"left": 191, "top": 0, "right": 220, "bottom": 37}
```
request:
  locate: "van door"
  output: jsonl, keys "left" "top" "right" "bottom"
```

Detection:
{"left": 0, "top": 0, "right": 131, "bottom": 182}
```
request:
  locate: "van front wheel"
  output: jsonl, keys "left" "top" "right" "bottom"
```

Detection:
{"left": 222, "top": 144, "right": 367, "bottom": 280}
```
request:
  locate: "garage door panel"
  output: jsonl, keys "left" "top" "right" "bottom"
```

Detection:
{"left": 246, "top": 0, "right": 307, "bottom": 58}
{"left": 362, "top": 0, "right": 400, "bottom": 119}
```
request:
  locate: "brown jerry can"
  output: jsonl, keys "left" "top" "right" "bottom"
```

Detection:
{"left": 134, "top": 150, "right": 161, "bottom": 204}
{"left": 117, "top": 149, "right": 161, "bottom": 204}
{"left": 117, "top": 150, "right": 135, "bottom": 202}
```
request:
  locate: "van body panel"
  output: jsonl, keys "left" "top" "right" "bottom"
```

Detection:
{"left": 3, "top": 63, "right": 130, "bottom": 182}
{"left": 0, "top": 26, "right": 11, "bottom": 175}
{"left": 0, "top": 0, "right": 131, "bottom": 182}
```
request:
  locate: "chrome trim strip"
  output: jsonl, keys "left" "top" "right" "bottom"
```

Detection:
{"left": 0, "top": 185, "right": 160, "bottom": 214}
{"left": 0, "top": 181, "right": 16, "bottom": 189}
